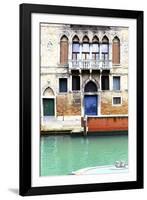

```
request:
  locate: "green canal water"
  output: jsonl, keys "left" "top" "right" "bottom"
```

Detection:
{"left": 40, "top": 134, "right": 128, "bottom": 176}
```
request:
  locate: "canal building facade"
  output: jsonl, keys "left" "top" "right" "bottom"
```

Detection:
{"left": 40, "top": 23, "right": 128, "bottom": 132}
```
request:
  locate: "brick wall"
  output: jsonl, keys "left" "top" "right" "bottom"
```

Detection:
{"left": 87, "top": 116, "right": 128, "bottom": 132}
{"left": 101, "top": 92, "right": 128, "bottom": 115}
{"left": 56, "top": 93, "right": 81, "bottom": 116}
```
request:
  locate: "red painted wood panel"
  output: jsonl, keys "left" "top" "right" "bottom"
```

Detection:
{"left": 87, "top": 117, "right": 128, "bottom": 132}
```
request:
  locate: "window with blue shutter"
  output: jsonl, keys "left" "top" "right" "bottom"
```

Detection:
{"left": 59, "top": 78, "right": 67, "bottom": 92}
{"left": 113, "top": 77, "right": 120, "bottom": 90}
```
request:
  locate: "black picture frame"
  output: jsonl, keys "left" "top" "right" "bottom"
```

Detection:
{"left": 19, "top": 3, "right": 144, "bottom": 196}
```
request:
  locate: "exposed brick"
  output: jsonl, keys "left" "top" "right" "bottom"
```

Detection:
{"left": 57, "top": 94, "right": 81, "bottom": 116}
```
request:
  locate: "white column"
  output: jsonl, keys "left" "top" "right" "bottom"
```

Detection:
{"left": 89, "top": 44, "right": 92, "bottom": 68}
{"left": 79, "top": 43, "right": 82, "bottom": 68}
{"left": 109, "top": 43, "right": 112, "bottom": 68}
{"left": 68, "top": 42, "right": 72, "bottom": 60}
{"left": 41, "top": 97, "right": 44, "bottom": 125}
{"left": 68, "top": 42, "right": 72, "bottom": 69}
{"left": 99, "top": 73, "right": 102, "bottom": 91}
{"left": 99, "top": 44, "right": 102, "bottom": 69}
{"left": 109, "top": 74, "right": 113, "bottom": 91}
{"left": 68, "top": 74, "right": 72, "bottom": 92}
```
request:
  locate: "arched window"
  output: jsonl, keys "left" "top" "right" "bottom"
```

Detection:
{"left": 82, "top": 36, "right": 90, "bottom": 60}
{"left": 101, "top": 36, "right": 109, "bottom": 62}
{"left": 84, "top": 81, "right": 97, "bottom": 92}
{"left": 60, "top": 35, "right": 68, "bottom": 64}
{"left": 92, "top": 36, "right": 99, "bottom": 61}
{"left": 72, "top": 35, "right": 80, "bottom": 60}
{"left": 112, "top": 36, "right": 120, "bottom": 64}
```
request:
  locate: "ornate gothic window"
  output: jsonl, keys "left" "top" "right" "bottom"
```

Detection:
{"left": 72, "top": 35, "right": 80, "bottom": 60}
{"left": 92, "top": 36, "right": 99, "bottom": 61}
{"left": 112, "top": 36, "right": 120, "bottom": 64}
{"left": 101, "top": 36, "right": 109, "bottom": 62}
{"left": 82, "top": 36, "right": 90, "bottom": 60}
{"left": 60, "top": 35, "right": 68, "bottom": 64}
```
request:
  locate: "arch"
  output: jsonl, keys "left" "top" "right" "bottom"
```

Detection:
{"left": 112, "top": 36, "right": 120, "bottom": 64}
{"left": 84, "top": 81, "right": 98, "bottom": 92}
{"left": 92, "top": 35, "right": 99, "bottom": 43}
{"left": 60, "top": 35, "right": 68, "bottom": 42}
{"left": 60, "top": 35, "right": 68, "bottom": 64}
{"left": 102, "top": 35, "right": 109, "bottom": 43}
{"left": 113, "top": 36, "right": 120, "bottom": 43}
{"left": 82, "top": 35, "right": 89, "bottom": 43}
{"left": 43, "top": 87, "right": 55, "bottom": 96}
{"left": 72, "top": 35, "right": 80, "bottom": 42}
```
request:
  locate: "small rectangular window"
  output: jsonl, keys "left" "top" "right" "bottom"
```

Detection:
{"left": 113, "top": 76, "right": 120, "bottom": 90}
{"left": 72, "top": 76, "right": 80, "bottom": 91}
{"left": 101, "top": 76, "right": 109, "bottom": 90}
{"left": 59, "top": 78, "right": 67, "bottom": 92}
{"left": 113, "top": 97, "right": 121, "bottom": 105}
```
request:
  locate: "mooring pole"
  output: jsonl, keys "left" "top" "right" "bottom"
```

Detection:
{"left": 83, "top": 115, "right": 87, "bottom": 136}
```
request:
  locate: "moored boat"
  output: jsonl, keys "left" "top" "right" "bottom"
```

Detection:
{"left": 71, "top": 161, "right": 128, "bottom": 175}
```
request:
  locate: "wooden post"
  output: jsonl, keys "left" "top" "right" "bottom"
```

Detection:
{"left": 83, "top": 115, "right": 87, "bottom": 136}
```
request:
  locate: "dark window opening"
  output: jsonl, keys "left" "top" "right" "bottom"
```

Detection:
{"left": 59, "top": 78, "right": 67, "bottom": 92}
{"left": 101, "top": 76, "right": 109, "bottom": 90}
{"left": 113, "top": 97, "right": 121, "bottom": 105}
{"left": 72, "top": 76, "right": 80, "bottom": 91}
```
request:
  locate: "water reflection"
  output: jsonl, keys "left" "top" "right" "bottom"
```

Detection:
{"left": 40, "top": 134, "right": 128, "bottom": 176}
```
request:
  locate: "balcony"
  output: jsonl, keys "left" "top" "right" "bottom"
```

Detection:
{"left": 69, "top": 59, "right": 112, "bottom": 71}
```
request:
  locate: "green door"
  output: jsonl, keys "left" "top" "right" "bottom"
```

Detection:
{"left": 43, "top": 99, "right": 54, "bottom": 116}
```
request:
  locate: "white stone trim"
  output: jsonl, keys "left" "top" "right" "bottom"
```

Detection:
{"left": 42, "top": 96, "right": 57, "bottom": 118}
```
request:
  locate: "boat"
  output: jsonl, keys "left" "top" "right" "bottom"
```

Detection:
{"left": 71, "top": 161, "right": 128, "bottom": 175}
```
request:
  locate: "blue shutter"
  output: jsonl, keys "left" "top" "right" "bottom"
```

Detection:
{"left": 113, "top": 77, "right": 120, "bottom": 90}
{"left": 59, "top": 78, "right": 67, "bottom": 92}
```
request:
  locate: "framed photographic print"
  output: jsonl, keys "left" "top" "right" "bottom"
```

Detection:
{"left": 19, "top": 3, "right": 144, "bottom": 196}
